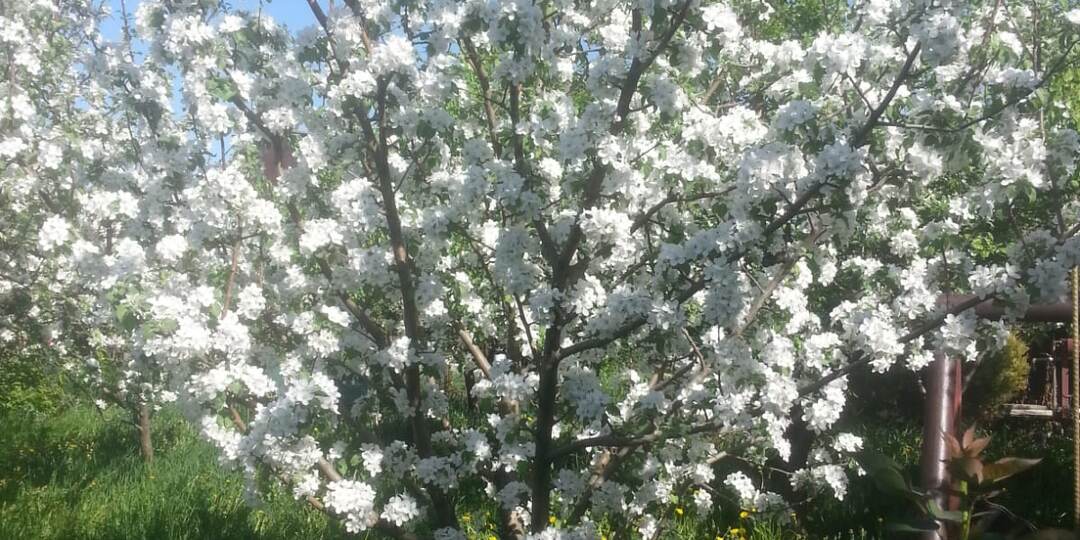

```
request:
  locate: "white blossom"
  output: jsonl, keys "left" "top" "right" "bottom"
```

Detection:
{"left": 38, "top": 216, "right": 70, "bottom": 252}
{"left": 324, "top": 480, "right": 377, "bottom": 533}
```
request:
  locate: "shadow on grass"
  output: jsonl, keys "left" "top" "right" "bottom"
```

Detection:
{"left": 0, "top": 407, "right": 141, "bottom": 504}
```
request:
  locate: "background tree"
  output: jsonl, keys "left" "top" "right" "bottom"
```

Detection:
{"left": 0, "top": 0, "right": 172, "bottom": 463}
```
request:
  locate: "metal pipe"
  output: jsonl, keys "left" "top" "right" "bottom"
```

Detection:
{"left": 939, "top": 294, "right": 1073, "bottom": 323}
{"left": 921, "top": 350, "right": 955, "bottom": 540}
{"left": 1071, "top": 269, "right": 1079, "bottom": 529}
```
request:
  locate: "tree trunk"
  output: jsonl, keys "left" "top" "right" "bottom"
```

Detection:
{"left": 136, "top": 402, "right": 154, "bottom": 464}
{"left": 464, "top": 366, "right": 476, "bottom": 412}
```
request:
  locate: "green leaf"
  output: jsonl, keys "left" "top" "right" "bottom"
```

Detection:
{"left": 983, "top": 457, "right": 1041, "bottom": 484}
{"left": 155, "top": 319, "right": 179, "bottom": 334}
{"left": 885, "top": 518, "right": 941, "bottom": 534}
{"left": 417, "top": 120, "right": 436, "bottom": 139}
{"left": 1023, "top": 184, "right": 1037, "bottom": 204}
{"left": 859, "top": 451, "right": 911, "bottom": 497}
{"left": 207, "top": 77, "right": 238, "bottom": 102}
{"left": 117, "top": 305, "right": 138, "bottom": 332}
{"left": 859, "top": 450, "right": 901, "bottom": 473}
{"left": 927, "top": 499, "right": 965, "bottom": 523}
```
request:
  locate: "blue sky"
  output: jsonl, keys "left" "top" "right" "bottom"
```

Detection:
{"left": 96, "top": 1, "right": 320, "bottom": 157}
{"left": 101, "top": 0, "right": 318, "bottom": 40}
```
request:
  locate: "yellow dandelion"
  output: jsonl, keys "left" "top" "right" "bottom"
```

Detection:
{"left": 739, "top": 510, "right": 750, "bottom": 519}
{"left": 549, "top": 515, "right": 558, "bottom": 525}
{"left": 674, "top": 506, "right": 684, "bottom": 516}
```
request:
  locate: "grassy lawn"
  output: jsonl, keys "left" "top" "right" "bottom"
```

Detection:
{"left": 0, "top": 401, "right": 873, "bottom": 540}
{"left": 0, "top": 405, "right": 337, "bottom": 540}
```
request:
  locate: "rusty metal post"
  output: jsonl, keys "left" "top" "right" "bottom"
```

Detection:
{"left": 1072, "top": 268, "right": 1079, "bottom": 530}
{"left": 921, "top": 350, "right": 954, "bottom": 540}
{"left": 939, "top": 294, "right": 1073, "bottom": 322}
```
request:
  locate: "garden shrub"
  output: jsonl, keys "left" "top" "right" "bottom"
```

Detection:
{"left": 964, "top": 332, "right": 1031, "bottom": 419}
{"left": 0, "top": 348, "right": 68, "bottom": 415}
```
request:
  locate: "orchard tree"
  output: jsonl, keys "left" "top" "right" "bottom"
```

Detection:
{"left": 3, "top": 0, "right": 1080, "bottom": 538}
{"left": 0, "top": 0, "right": 171, "bottom": 462}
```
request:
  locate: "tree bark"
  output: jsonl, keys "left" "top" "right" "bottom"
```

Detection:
{"left": 136, "top": 402, "right": 154, "bottom": 464}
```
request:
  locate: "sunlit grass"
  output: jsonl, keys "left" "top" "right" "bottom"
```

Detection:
{"left": 0, "top": 405, "right": 336, "bottom": 540}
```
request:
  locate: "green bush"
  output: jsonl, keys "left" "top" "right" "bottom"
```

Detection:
{"left": 964, "top": 332, "right": 1031, "bottom": 419}
{"left": 0, "top": 347, "right": 68, "bottom": 415}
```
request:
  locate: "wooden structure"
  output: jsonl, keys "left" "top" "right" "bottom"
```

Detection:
{"left": 1005, "top": 339, "right": 1077, "bottom": 418}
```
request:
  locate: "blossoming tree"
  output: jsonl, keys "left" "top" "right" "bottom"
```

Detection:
{"left": 1, "top": 0, "right": 177, "bottom": 462}
{"left": 3, "top": 0, "right": 1080, "bottom": 537}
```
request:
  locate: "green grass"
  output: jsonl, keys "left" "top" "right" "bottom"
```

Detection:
{"left": 0, "top": 398, "right": 879, "bottom": 540}
{"left": 0, "top": 404, "right": 338, "bottom": 540}
{"left": 0, "top": 398, "right": 884, "bottom": 540}
{"left": 2, "top": 394, "right": 1065, "bottom": 539}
